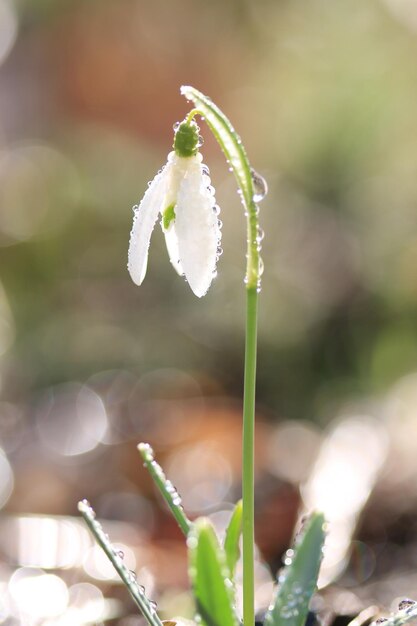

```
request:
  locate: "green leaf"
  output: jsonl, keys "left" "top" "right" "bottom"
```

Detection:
{"left": 264, "top": 512, "right": 326, "bottom": 626}
{"left": 189, "top": 518, "right": 240, "bottom": 626}
{"left": 223, "top": 500, "right": 242, "bottom": 578}
{"left": 78, "top": 499, "right": 163, "bottom": 626}
{"left": 138, "top": 443, "right": 191, "bottom": 536}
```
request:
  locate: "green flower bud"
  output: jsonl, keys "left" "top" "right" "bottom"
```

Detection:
{"left": 173, "top": 120, "right": 200, "bottom": 157}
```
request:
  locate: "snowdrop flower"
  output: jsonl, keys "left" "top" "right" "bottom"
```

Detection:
{"left": 128, "top": 120, "right": 222, "bottom": 297}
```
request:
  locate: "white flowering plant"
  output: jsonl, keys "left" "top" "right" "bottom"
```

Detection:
{"left": 78, "top": 87, "right": 416, "bottom": 626}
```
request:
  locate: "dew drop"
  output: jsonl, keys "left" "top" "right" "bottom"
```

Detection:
{"left": 197, "top": 135, "right": 204, "bottom": 147}
{"left": 138, "top": 442, "right": 155, "bottom": 459}
{"left": 117, "top": 550, "right": 125, "bottom": 559}
{"left": 129, "top": 570, "right": 137, "bottom": 581}
{"left": 202, "top": 164, "right": 210, "bottom": 176}
{"left": 165, "top": 480, "right": 174, "bottom": 493}
{"left": 149, "top": 600, "right": 158, "bottom": 612}
{"left": 187, "top": 536, "right": 198, "bottom": 549}
{"left": 138, "top": 585, "right": 145, "bottom": 595}
{"left": 173, "top": 121, "right": 180, "bottom": 132}
{"left": 399, "top": 599, "right": 416, "bottom": 611}
{"left": 251, "top": 168, "right": 268, "bottom": 202}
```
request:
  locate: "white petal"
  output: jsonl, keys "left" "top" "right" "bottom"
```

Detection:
{"left": 175, "top": 157, "right": 221, "bottom": 297}
{"left": 163, "top": 222, "right": 184, "bottom": 276}
{"left": 128, "top": 162, "right": 171, "bottom": 285}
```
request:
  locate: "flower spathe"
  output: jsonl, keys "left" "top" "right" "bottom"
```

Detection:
{"left": 128, "top": 150, "right": 222, "bottom": 298}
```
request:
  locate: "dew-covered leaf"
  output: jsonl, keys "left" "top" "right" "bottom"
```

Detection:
{"left": 223, "top": 499, "right": 242, "bottom": 578}
{"left": 264, "top": 512, "right": 326, "bottom": 626}
{"left": 78, "top": 499, "right": 163, "bottom": 626}
{"left": 189, "top": 518, "right": 240, "bottom": 626}
{"left": 138, "top": 442, "right": 191, "bottom": 536}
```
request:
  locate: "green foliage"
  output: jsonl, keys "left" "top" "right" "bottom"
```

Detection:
{"left": 188, "top": 518, "right": 240, "bottom": 626}
{"left": 78, "top": 500, "right": 164, "bottom": 626}
{"left": 264, "top": 513, "right": 326, "bottom": 626}
{"left": 138, "top": 442, "right": 191, "bottom": 536}
{"left": 223, "top": 499, "right": 243, "bottom": 578}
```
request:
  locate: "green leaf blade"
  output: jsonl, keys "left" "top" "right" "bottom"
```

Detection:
{"left": 138, "top": 442, "right": 191, "bottom": 536}
{"left": 265, "top": 512, "right": 326, "bottom": 626}
{"left": 223, "top": 500, "right": 243, "bottom": 578}
{"left": 189, "top": 518, "right": 240, "bottom": 626}
{"left": 78, "top": 499, "right": 163, "bottom": 626}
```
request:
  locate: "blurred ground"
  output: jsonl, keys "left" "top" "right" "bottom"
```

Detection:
{"left": 1, "top": 0, "right": 417, "bottom": 624}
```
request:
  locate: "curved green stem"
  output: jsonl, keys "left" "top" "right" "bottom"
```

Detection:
{"left": 180, "top": 86, "right": 263, "bottom": 626}
{"left": 180, "top": 86, "right": 262, "bottom": 290}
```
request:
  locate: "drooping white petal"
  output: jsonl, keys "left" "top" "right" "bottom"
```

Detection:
{"left": 163, "top": 222, "right": 184, "bottom": 276}
{"left": 175, "top": 157, "right": 221, "bottom": 297}
{"left": 128, "top": 162, "right": 171, "bottom": 285}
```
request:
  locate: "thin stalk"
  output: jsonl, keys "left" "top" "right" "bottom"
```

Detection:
{"left": 180, "top": 86, "right": 264, "bottom": 626}
{"left": 242, "top": 287, "right": 258, "bottom": 626}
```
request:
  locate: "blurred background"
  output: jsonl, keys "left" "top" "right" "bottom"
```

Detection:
{"left": 1, "top": 0, "right": 417, "bottom": 623}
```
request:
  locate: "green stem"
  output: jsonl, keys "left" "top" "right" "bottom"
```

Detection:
{"left": 242, "top": 287, "right": 258, "bottom": 626}
{"left": 180, "top": 86, "right": 264, "bottom": 626}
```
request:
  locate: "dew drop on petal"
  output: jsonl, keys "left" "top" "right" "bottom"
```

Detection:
{"left": 251, "top": 167, "right": 268, "bottom": 202}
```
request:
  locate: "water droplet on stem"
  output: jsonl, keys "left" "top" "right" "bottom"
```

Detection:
{"left": 251, "top": 167, "right": 268, "bottom": 202}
